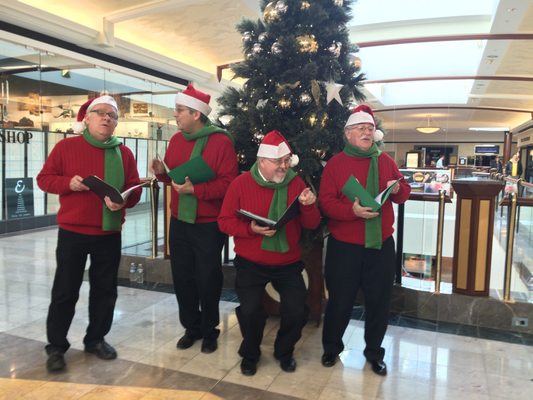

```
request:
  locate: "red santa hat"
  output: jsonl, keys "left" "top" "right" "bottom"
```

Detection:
{"left": 175, "top": 84, "right": 212, "bottom": 116}
{"left": 73, "top": 95, "right": 118, "bottom": 133}
{"left": 257, "top": 130, "right": 299, "bottom": 167}
{"left": 345, "top": 104, "right": 375, "bottom": 128}
{"left": 345, "top": 104, "right": 384, "bottom": 142}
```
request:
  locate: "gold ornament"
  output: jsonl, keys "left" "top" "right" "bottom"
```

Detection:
{"left": 308, "top": 113, "right": 317, "bottom": 127}
{"left": 276, "top": 80, "right": 301, "bottom": 94}
{"left": 278, "top": 98, "right": 292, "bottom": 108}
{"left": 264, "top": 2, "right": 279, "bottom": 22}
{"left": 312, "top": 148, "right": 326, "bottom": 159}
{"left": 301, "top": 1, "right": 311, "bottom": 10}
{"left": 310, "top": 80, "right": 321, "bottom": 106}
{"left": 237, "top": 152, "right": 246, "bottom": 164}
{"left": 297, "top": 34, "right": 318, "bottom": 53}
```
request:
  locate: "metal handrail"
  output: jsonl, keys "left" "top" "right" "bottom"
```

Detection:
{"left": 502, "top": 192, "right": 517, "bottom": 302}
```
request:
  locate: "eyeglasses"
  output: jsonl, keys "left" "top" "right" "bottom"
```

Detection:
{"left": 347, "top": 125, "right": 375, "bottom": 133}
{"left": 174, "top": 106, "right": 190, "bottom": 113}
{"left": 266, "top": 157, "right": 291, "bottom": 167}
{"left": 90, "top": 109, "right": 119, "bottom": 120}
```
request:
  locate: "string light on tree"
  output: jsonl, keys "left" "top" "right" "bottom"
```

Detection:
{"left": 334, "top": 0, "right": 344, "bottom": 6}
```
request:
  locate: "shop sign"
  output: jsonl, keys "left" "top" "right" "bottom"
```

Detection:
{"left": 0, "top": 129, "right": 33, "bottom": 144}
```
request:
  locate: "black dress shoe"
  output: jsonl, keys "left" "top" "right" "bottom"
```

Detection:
{"left": 321, "top": 353, "right": 337, "bottom": 367}
{"left": 369, "top": 360, "right": 387, "bottom": 376}
{"left": 84, "top": 341, "right": 117, "bottom": 360}
{"left": 280, "top": 357, "right": 297, "bottom": 372}
{"left": 240, "top": 358, "right": 257, "bottom": 376}
{"left": 201, "top": 338, "right": 218, "bottom": 353}
{"left": 46, "top": 352, "right": 66, "bottom": 372}
{"left": 176, "top": 334, "right": 198, "bottom": 349}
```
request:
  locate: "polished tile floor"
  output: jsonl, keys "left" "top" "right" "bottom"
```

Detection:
{"left": 1, "top": 227, "right": 532, "bottom": 400}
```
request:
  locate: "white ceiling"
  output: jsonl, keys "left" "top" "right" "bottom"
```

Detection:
{"left": 3, "top": 0, "right": 533, "bottom": 139}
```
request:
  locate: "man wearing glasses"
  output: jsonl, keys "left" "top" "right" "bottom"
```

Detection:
{"left": 218, "top": 130, "right": 320, "bottom": 376}
{"left": 151, "top": 85, "right": 238, "bottom": 355}
{"left": 37, "top": 95, "right": 142, "bottom": 372}
{"left": 319, "top": 105, "right": 410, "bottom": 376}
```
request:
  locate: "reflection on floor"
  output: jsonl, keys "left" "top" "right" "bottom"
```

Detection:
{"left": 1, "top": 228, "right": 532, "bottom": 399}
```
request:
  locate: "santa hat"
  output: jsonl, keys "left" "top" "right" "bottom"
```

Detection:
{"left": 175, "top": 84, "right": 212, "bottom": 116}
{"left": 257, "top": 130, "right": 299, "bottom": 167}
{"left": 345, "top": 104, "right": 384, "bottom": 142}
{"left": 73, "top": 95, "right": 118, "bottom": 133}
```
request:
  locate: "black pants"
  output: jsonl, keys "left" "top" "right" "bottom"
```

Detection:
{"left": 234, "top": 256, "right": 307, "bottom": 362}
{"left": 169, "top": 218, "right": 225, "bottom": 340}
{"left": 322, "top": 236, "right": 396, "bottom": 361}
{"left": 46, "top": 228, "right": 121, "bottom": 354}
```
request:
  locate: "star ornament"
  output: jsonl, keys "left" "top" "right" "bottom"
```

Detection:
{"left": 325, "top": 81, "right": 343, "bottom": 105}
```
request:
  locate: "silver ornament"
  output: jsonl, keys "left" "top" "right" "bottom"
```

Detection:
{"left": 258, "top": 32, "right": 268, "bottom": 42}
{"left": 271, "top": 41, "right": 282, "bottom": 55}
{"left": 242, "top": 31, "right": 253, "bottom": 42}
{"left": 252, "top": 43, "right": 263, "bottom": 54}
{"left": 275, "top": 0, "right": 288, "bottom": 14}
{"left": 299, "top": 92, "right": 312, "bottom": 104}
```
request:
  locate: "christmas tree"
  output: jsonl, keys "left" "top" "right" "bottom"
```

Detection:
{"left": 217, "top": 0, "right": 366, "bottom": 188}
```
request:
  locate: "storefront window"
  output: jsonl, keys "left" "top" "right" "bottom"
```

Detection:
{"left": 0, "top": 37, "right": 180, "bottom": 225}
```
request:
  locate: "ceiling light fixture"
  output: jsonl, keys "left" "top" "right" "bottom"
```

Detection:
{"left": 416, "top": 115, "right": 440, "bottom": 134}
{"left": 468, "top": 127, "right": 509, "bottom": 132}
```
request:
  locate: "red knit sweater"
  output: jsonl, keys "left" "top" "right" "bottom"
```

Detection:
{"left": 218, "top": 172, "right": 321, "bottom": 265}
{"left": 156, "top": 131, "right": 238, "bottom": 223}
{"left": 319, "top": 151, "right": 411, "bottom": 245}
{"left": 36, "top": 135, "right": 141, "bottom": 235}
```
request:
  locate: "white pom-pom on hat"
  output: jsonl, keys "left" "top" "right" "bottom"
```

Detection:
{"left": 374, "top": 129, "right": 384, "bottom": 142}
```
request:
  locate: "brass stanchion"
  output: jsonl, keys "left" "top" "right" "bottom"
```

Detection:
{"left": 434, "top": 189, "right": 446, "bottom": 294}
{"left": 503, "top": 192, "right": 517, "bottom": 302}
{"left": 149, "top": 178, "right": 160, "bottom": 259}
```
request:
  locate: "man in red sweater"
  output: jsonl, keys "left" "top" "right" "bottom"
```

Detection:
{"left": 151, "top": 85, "right": 238, "bottom": 354}
{"left": 37, "top": 95, "right": 142, "bottom": 373}
{"left": 218, "top": 130, "right": 320, "bottom": 376}
{"left": 319, "top": 105, "right": 411, "bottom": 376}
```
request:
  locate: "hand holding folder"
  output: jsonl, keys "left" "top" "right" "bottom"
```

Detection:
{"left": 342, "top": 176, "right": 401, "bottom": 212}
{"left": 236, "top": 196, "right": 300, "bottom": 229}
{"left": 157, "top": 155, "right": 215, "bottom": 184}
{"left": 82, "top": 175, "right": 149, "bottom": 204}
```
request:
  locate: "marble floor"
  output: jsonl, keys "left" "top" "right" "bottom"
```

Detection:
{"left": 1, "top": 228, "right": 533, "bottom": 400}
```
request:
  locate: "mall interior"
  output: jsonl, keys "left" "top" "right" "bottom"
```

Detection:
{"left": 1, "top": 1, "right": 533, "bottom": 399}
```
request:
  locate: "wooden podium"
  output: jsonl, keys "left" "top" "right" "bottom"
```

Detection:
{"left": 450, "top": 178, "right": 503, "bottom": 296}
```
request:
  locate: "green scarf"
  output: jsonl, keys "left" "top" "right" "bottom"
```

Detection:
{"left": 178, "top": 121, "right": 233, "bottom": 223}
{"left": 250, "top": 162, "right": 296, "bottom": 253}
{"left": 343, "top": 142, "right": 382, "bottom": 249}
{"left": 83, "top": 130, "right": 124, "bottom": 231}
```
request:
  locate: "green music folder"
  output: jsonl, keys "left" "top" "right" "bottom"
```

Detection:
{"left": 163, "top": 156, "right": 215, "bottom": 184}
{"left": 341, "top": 175, "right": 400, "bottom": 212}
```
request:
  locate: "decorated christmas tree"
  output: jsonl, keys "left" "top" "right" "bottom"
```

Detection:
{"left": 217, "top": 0, "right": 366, "bottom": 187}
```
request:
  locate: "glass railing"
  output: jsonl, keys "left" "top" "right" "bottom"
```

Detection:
{"left": 123, "top": 169, "right": 532, "bottom": 304}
